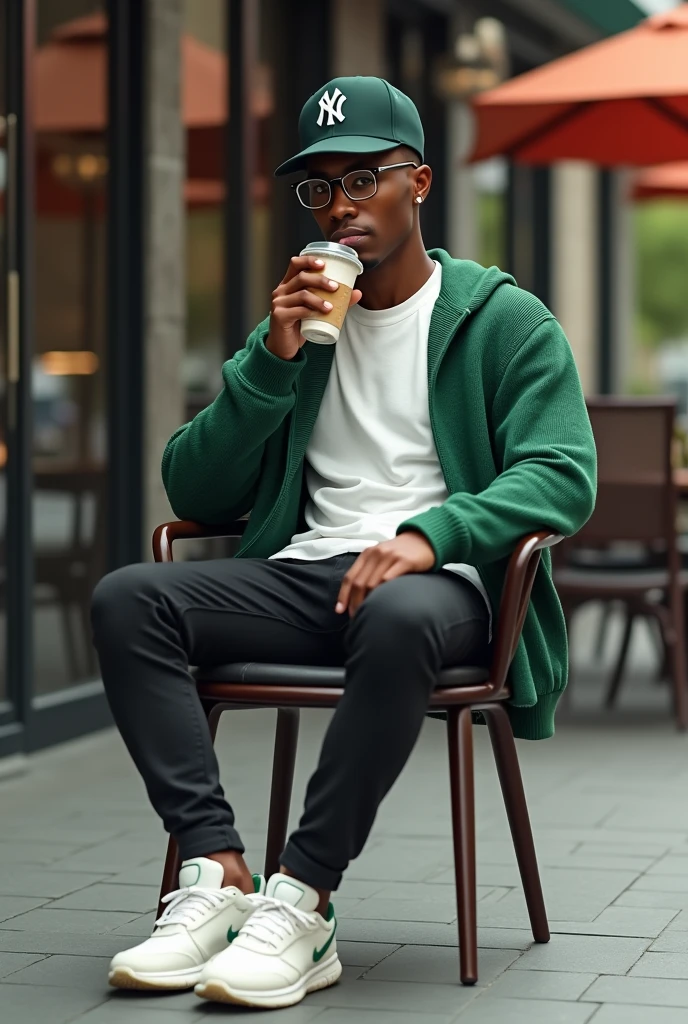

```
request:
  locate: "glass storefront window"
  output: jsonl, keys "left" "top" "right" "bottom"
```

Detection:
{"left": 183, "top": 0, "right": 273, "bottom": 421}
{"left": 33, "top": 1, "right": 108, "bottom": 694}
{"left": 0, "top": 15, "right": 7, "bottom": 706}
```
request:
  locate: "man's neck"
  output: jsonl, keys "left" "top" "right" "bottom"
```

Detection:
{"left": 357, "top": 233, "right": 436, "bottom": 311}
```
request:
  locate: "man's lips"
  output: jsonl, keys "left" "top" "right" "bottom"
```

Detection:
{"left": 331, "top": 229, "right": 369, "bottom": 247}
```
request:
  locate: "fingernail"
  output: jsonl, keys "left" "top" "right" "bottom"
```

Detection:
{"left": 314, "top": 259, "right": 324, "bottom": 266}
{"left": 323, "top": 301, "right": 333, "bottom": 310}
{"left": 335, "top": 602, "right": 344, "bottom": 614}
{"left": 328, "top": 280, "right": 339, "bottom": 289}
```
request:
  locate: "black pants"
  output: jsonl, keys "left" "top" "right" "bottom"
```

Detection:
{"left": 91, "top": 554, "right": 489, "bottom": 891}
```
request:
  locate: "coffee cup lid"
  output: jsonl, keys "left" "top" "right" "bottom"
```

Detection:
{"left": 300, "top": 241, "right": 363, "bottom": 274}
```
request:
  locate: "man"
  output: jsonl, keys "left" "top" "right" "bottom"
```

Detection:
{"left": 92, "top": 76, "right": 596, "bottom": 1010}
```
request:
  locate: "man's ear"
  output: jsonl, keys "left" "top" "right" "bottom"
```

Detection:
{"left": 414, "top": 164, "right": 432, "bottom": 202}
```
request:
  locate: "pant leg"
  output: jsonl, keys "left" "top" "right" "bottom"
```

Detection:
{"left": 281, "top": 571, "right": 490, "bottom": 891}
{"left": 91, "top": 556, "right": 347, "bottom": 860}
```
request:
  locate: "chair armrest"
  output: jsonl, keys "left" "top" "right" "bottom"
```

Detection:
{"left": 153, "top": 519, "right": 248, "bottom": 563}
{"left": 488, "top": 531, "right": 563, "bottom": 699}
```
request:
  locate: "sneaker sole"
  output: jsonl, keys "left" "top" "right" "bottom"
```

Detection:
{"left": 109, "top": 965, "right": 204, "bottom": 991}
{"left": 195, "top": 953, "right": 342, "bottom": 1008}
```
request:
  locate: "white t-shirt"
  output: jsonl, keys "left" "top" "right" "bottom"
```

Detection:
{"left": 271, "top": 262, "right": 491, "bottom": 624}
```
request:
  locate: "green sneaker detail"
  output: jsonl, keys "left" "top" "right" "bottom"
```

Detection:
{"left": 313, "top": 918, "right": 336, "bottom": 962}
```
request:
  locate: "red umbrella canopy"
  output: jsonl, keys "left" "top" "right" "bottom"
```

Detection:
{"left": 633, "top": 162, "right": 688, "bottom": 200}
{"left": 35, "top": 11, "right": 271, "bottom": 131}
{"left": 29, "top": 12, "right": 271, "bottom": 214}
{"left": 470, "top": 5, "right": 688, "bottom": 166}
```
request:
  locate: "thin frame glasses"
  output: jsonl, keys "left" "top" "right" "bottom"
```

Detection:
{"left": 292, "top": 162, "right": 419, "bottom": 210}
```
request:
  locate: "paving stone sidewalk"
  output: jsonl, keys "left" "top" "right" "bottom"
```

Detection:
{"left": 1, "top": 604, "right": 688, "bottom": 1023}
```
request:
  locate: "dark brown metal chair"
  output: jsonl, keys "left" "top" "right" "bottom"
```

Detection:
{"left": 153, "top": 521, "right": 560, "bottom": 985}
{"left": 555, "top": 397, "right": 688, "bottom": 728}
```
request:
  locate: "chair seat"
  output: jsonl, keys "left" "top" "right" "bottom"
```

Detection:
{"left": 194, "top": 662, "right": 490, "bottom": 688}
{"left": 554, "top": 566, "right": 688, "bottom": 594}
{"left": 567, "top": 547, "right": 664, "bottom": 571}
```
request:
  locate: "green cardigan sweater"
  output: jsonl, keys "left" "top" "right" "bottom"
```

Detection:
{"left": 163, "top": 250, "right": 597, "bottom": 740}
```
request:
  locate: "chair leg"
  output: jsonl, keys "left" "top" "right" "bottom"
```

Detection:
{"left": 667, "top": 602, "right": 688, "bottom": 731}
{"left": 80, "top": 596, "right": 98, "bottom": 677}
{"left": 157, "top": 700, "right": 224, "bottom": 916}
{"left": 157, "top": 835, "right": 182, "bottom": 918}
{"left": 447, "top": 706, "right": 478, "bottom": 985}
{"left": 650, "top": 613, "right": 669, "bottom": 684}
{"left": 264, "top": 708, "right": 300, "bottom": 879}
{"left": 483, "top": 704, "right": 549, "bottom": 944}
{"left": 60, "top": 601, "right": 82, "bottom": 681}
{"left": 605, "top": 612, "right": 635, "bottom": 710}
{"left": 594, "top": 601, "right": 613, "bottom": 659}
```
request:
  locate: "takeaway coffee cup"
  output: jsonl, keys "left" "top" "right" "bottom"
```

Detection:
{"left": 299, "top": 241, "right": 364, "bottom": 344}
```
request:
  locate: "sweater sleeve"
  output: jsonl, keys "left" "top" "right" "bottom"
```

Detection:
{"left": 162, "top": 323, "right": 306, "bottom": 524}
{"left": 398, "top": 318, "right": 597, "bottom": 566}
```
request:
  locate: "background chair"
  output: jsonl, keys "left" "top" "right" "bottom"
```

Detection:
{"left": 152, "top": 520, "right": 560, "bottom": 985}
{"left": 554, "top": 397, "right": 688, "bottom": 728}
{"left": 0, "top": 463, "right": 105, "bottom": 684}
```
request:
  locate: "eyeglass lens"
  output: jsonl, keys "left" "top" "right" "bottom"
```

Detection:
{"left": 297, "top": 169, "right": 377, "bottom": 209}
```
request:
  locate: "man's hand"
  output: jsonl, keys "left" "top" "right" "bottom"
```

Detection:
{"left": 266, "top": 254, "right": 362, "bottom": 361}
{"left": 336, "top": 532, "right": 436, "bottom": 618}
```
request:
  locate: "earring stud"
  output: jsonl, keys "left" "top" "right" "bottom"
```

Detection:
{"left": 416, "top": 196, "right": 423, "bottom": 204}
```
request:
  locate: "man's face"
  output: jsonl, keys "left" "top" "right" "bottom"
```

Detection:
{"left": 305, "top": 148, "right": 429, "bottom": 271}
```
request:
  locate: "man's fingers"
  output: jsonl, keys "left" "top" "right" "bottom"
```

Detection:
{"left": 349, "top": 288, "right": 363, "bottom": 307}
{"left": 272, "top": 290, "right": 335, "bottom": 318}
{"left": 364, "top": 552, "right": 398, "bottom": 593}
{"left": 281, "top": 272, "right": 340, "bottom": 295}
{"left": 336, "top": 552, "right": 372, "bottom": 613}
{"left": 336, "top": 547, "right": 414, "bottom": 615}
{"left": 349, "top": 555, "right": 397, "bottom": 616}
{"left": 345, "top": 550, "right": 398, "bottom": 617}
{"left": 380, "top": 560, "right": 409, "bottom": 583}
{"left": 347, "top": 558, "right": 379, "bottom": 617}
{"left": 283, "top": 254, "right": 325, "bottom": 282}
{"left": 335, "top": 570, "right": 354, "bottom": 614}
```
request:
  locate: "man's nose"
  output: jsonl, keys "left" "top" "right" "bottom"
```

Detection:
{"left": 329, "top": 182, "right": 357, "bottom": 221}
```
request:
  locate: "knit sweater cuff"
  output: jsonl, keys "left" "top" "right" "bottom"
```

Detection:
{"left": 235, "top": 336, "right": 306, "bottom": 397}
{"left": 507, "top": 691, "right": 561, "bottom": 741}
{"left": 397, "top": 507, "right": 471, "bottom": 568}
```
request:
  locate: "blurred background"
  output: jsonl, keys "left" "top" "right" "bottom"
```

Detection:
{"left": 0, "top": 0, "right": 685, "bottom": 759}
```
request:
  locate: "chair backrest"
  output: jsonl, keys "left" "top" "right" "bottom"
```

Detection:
{"left": 577, "top": 397, "right": 676, "bottom": 547}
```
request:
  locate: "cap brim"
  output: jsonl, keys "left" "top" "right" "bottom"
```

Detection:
{"left": 274, "top": 136, "right": 402, "bottom": 177}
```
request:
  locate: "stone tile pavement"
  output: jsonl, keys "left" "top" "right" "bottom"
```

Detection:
{"left": 2, "top": 602, "right": 688, "bottom": 1022}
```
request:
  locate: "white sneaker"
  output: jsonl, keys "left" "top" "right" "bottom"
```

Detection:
{"left": 108, "top": 857, "right": 265, "bottom": 991}
{"left": 195, "top": 873, "right": 341, "bottom": 1009}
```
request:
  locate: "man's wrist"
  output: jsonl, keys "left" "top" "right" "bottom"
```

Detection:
{"left": 265, "top": 334, "right": 294, "bottom": 361}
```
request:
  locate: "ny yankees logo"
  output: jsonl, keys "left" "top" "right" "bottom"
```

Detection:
{"left": 317, "top": 88, "right": 347, "bottom": 127}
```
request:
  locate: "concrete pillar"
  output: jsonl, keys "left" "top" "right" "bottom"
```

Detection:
{"left": 611, "top": 170, "right": 634, "bottom": 394}
{"left": 552, "top": 162, "right": 599, "bottom": 394}
{"left": 447, "top": 102, "right": 478, "bottom": 261}
{"left": 143, "top": 0, "right": 185, "bottom": 549}
{"left": 445, "top": 5, "right": 479, "bottom": 262}
{"left": 331, "top": 0, "right": 386, "bottom": 78}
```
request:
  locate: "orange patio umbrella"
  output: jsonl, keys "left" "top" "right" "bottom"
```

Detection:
{"left": 633, "top": 162, "right": 688, "bottom": 200}
{"left": 32, "top": 10, "right": 271, "bottom": 211}
{"left": 470, "top": 5, "right": 688, "bottom": 166}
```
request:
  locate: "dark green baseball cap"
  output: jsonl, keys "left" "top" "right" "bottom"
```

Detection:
{"left": 274, "top": 76, "right": 424, "bottom": 178}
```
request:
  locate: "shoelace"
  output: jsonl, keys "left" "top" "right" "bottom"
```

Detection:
{"left": 155, "top": 886, "right": 231, "bottom": 929}
{"left": 238, "top": 895, "right": 318, "bottom": 949}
